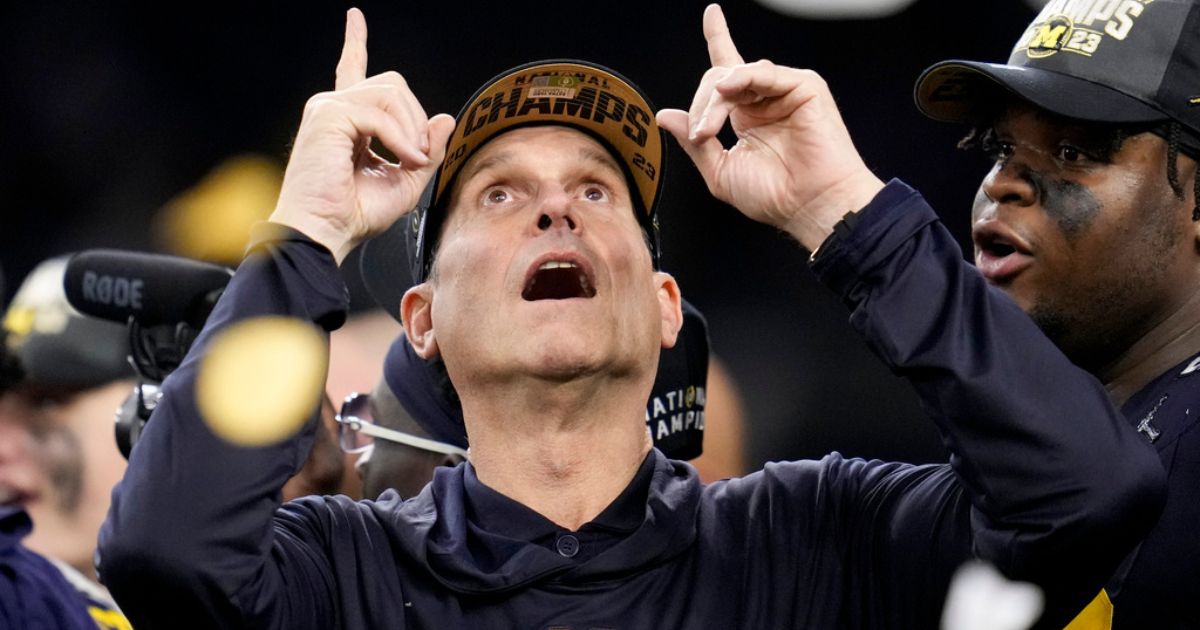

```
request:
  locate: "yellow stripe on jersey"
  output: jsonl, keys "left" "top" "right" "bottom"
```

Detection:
{"left": 88, "top": 605, "right": 133, "bottom": 630}
{"left": 1064, "top": 589, "right": 1112, "bottom": 630}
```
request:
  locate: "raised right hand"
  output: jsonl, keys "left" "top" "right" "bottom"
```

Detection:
{"left": 268, "top": 8, "right": 456, "bottom": 264}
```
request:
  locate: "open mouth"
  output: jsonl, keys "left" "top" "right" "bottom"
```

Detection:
{"left": 972, "top": 222, "right": 1034, "bottom": 283}
{"left": 973, "top": 221, "right": 1031, "bottom": 259}
{"left": 522, "top": 261, "right": 597, "bottom": 301}
{"left": 980, "top": 237, "right": 1017, "bottom": 258}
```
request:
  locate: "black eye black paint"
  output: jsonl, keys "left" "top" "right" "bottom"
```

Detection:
{"left": 1021, "top": 165, "right": 1101, "bottom": 238}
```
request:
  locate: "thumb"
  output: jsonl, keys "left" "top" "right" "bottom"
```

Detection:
{"left": 425, "top": 114, "right": 457, "bottom": 166}
{"left": 656, "top": 109, "right": 726, "bottom": 188}
{"left": 406, "top": 113, "right": 457, "bottom": 194}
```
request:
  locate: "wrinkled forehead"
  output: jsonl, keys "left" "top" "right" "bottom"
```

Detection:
{"left": 411, "top": 122, "right": 660, "bottom": 285}
{"left": 449, "top": 126, "right": 629, "bottom": 200}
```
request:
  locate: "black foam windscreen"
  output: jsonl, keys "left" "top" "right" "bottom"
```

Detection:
{"left": 63, "top": 249, "right": 233, "bottom": 328}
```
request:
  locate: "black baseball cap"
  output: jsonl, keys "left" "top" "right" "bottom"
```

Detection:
{"left": 2, "top": 257, "right": 132, "bottom": 393}
{"left": 645, "top": 298, "right": 709, "bottom": 461}
{"left": 381, "top": 329, "right": 467, "bottom": 450}
{"left": 915, "top": 0, "right": 1200, "bottom": 142}
{"left": 361, "top": 59, "right": 666, "bottom": 322}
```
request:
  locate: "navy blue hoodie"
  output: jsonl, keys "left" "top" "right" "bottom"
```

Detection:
{"left": 0, "top": 506, "right": 101, "bottom": 630}
{"left": 97, "top": 181, "right": 1165, "bottom": 629}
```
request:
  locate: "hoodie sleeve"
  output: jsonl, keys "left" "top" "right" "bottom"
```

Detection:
{"left": 95, "top": 225, "right": 349, "bottom": 629}
{"left": 807, "top": 180, "right": 1166, "bottom": 629}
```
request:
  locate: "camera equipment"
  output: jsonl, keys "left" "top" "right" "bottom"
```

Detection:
{"left": 63, "top": 250, "right": 232, "bottom": 458}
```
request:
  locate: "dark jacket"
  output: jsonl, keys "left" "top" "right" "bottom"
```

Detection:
{"left": 97, "top": 180, "right": 1166, "bottom": 629}
{"left": 0, "top": 506, "right": 101, "bottom": 630}
{"left": 1109, "top": 352, "right": 1200, "bottom": 629}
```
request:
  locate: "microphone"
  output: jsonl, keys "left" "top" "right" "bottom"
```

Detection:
{"left": 64, "top": 249, "right": 233, "bottom": 328}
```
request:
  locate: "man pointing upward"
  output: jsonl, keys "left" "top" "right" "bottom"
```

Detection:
{"left": 99, "top": 6, "right": 1163, "bottom": 628}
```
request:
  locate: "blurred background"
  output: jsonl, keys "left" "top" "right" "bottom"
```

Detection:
{"left": 0, "top": 0, "right": 1044, "bottom": 469}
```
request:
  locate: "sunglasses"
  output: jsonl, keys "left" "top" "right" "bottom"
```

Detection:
{"left": 335, "top": 392, "right": 468, "bottom": 458}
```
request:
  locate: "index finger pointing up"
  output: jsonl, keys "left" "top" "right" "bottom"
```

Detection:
{"left": 704, "top": 4, "right": 744, "bottom": 67}
{"left": 335, "top": 8, "right": 368, "bottom": 90}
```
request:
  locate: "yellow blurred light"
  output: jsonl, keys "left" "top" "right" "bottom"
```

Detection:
{"left": 196, "top": 316, "right": 327, "bottom": 446}
{"left": 157, "top": 154, "right": 283, "bottom": 265}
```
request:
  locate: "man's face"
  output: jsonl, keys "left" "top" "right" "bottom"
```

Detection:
{"left": 282, "top": 395, "right": 348, "bottom": 501}
{"left": 356, "top": 420, "right": 455, "bottom": 501}
{"left": 970, "top": 103, "right": 1198, "bottom": 369}
{"left": 358, "top": 440, "right": 450, "bottom": 501}
{"left": 0, "top": 381, "right": 130, "bottom": 579}
{"left": 0, "top": 393, "right": 47, "bottom": 509}
{"left": 353, "top": 382, "right": 460, "bottom": 501}
{"left": 412, "top": 126, "right": 679, "bottom": 393}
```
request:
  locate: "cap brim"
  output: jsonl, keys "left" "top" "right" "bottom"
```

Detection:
{"left": 16, "top": 316, "right": 132, "bottom": 390}
{"left": 914, "top": 60, "right": 1168, "bottom": 126}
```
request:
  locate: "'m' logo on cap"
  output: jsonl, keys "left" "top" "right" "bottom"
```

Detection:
{"left": 1024, "top": 16, "right": 1073, "bottom": 58}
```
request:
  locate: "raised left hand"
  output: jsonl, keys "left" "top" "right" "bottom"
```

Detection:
{"left": 656, "top": 4, "right": 884, "bottom": 250}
